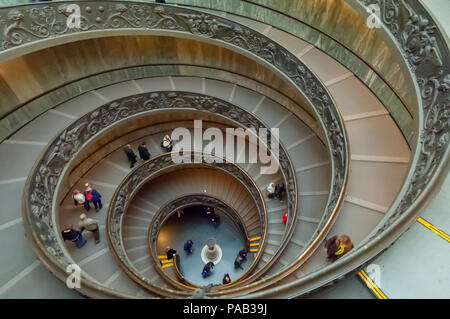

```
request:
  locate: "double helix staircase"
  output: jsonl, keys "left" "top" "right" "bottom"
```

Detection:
{"left": 0, "top": 0, "right": 448, "bottom": 299}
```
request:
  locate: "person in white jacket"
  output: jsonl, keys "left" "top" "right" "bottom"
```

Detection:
{"left": 78, "top": 214, "right": 100, "bottom": 244}
{"left": 266, "top": 183, "right": 275, "bottom": 199}
{"left": 72, "top": 189, "right": 89, "bottom": 211}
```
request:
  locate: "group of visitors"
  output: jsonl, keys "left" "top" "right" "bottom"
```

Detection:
{"left": 124, "top": 142, "right": 151, "bottom": 168}
{"left": 61, "top": 214, "right": 101, "bottom": 248}
{"left": 205, "top": 207, "right": 220, "bottom": 228}
{"left": 123, "top": 135, "right": 174, "bottom": 168}
{"left": 72, "top": 183, "right": 103, "bottom": 212}
{"left": 266, "top": 182, "right": 285, "bottom": 201}
{"left": 234, "top": 249, "right": 248, "bottom": 270}
{"left": 63, "top": 183, "right": 104, "bottom": 248}
{"left": 200, "top": 263, "right": 232, "bottom": 285}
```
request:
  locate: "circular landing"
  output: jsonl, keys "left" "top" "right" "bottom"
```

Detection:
{"left": 157, "top": 206, "right": 253, "bottom": 286}
{"left": 201, "top": 243, "right": 223, "bottom": 264}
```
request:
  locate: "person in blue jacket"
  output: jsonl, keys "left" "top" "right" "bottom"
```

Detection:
{"left": 84, "top": 183, "right": 103, "bottom": 212}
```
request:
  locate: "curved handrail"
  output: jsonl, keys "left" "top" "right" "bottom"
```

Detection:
{"left": 106, "top": 151, "right": 268, "bottom": 295}
{"left": 170, "top": 0, "right": 415, "bottom": 142}
{"left": 23, "top": 90, "right": 299, "bottom": 298}
{"left": 148, "top": 193, "right": 251, "bottom": 249}
{"left": 239, "top": 0, "right": 416, "bottom": 118}
{"left": 198, "top": 0, "right": 450, "bottom": 297}
{"left": 172, "top": 254, "right": 200, "bottom": 288}
{"left": 19, "top": 1, "right": 349, "bottom": 298}
{"left": 146, "top": 185, "right": 260, "bottom": 290}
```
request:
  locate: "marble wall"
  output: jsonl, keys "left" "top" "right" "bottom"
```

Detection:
{"left": 0, "top": 35, "right": 316, "bottom": 141}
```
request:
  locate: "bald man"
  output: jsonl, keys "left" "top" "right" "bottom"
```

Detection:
{"left": 79, "top": 213, "right": 100, "bottom": 244}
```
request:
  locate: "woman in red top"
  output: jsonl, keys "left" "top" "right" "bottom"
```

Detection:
{"left": 83, "top": 183, "right": 103, "bottom": 212}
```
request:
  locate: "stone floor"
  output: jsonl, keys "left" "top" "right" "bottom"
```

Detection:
{"left": 157, "top": 206, "right": 253, "bottom": 286}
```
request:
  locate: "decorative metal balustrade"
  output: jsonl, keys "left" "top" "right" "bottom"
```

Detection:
{"left": 22, "top": 90, "right": 307, "bottom": 298}
{"left": 107, "top": 157, "right": 266, "bottom": 293}
{"left": 356, "top": 0, "right": 449, "bottom": 238}
{"left": 149, "top": 194, "right": 254, "bottom": 289}
{"left": 15, "top": 2, "right": 350, "bottom": 298}
{"left": 148, "top": 194, "right": 251, "bottom": 249}
{"left": 240, "top": 0, "right": 450, "bottom": 297}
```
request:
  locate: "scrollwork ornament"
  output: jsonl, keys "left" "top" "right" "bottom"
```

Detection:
{"left": 16, "top": 1, "right": 348, "bottom": 294}
{"left": 358, "top": 0, "right": 449, "bottom": 238}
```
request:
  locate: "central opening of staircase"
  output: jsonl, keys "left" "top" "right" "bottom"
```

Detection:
{"left": 157, "top": 204, "right": 253, "bottom": 287}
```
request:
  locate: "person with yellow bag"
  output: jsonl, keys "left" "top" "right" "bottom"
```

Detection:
{"left": 324, "top": 234, "right": 354, "bottom": 262}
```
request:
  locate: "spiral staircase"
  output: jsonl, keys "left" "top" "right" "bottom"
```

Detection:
{"left": 0, "top": 0, "right": 448, "bottom": 299}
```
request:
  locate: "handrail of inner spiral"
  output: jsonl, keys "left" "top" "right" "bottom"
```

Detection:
{"left": 106, "top": 151, "right": 268, "bottom": 294}
{"left": 17, "top": 1, "right": 349, "bottom": 298}
{"left": 146, "top": 193, "right": 258, "bottom": 290}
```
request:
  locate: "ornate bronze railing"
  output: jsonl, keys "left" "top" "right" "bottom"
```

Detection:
{"left": 106, "top": 152, "right": 267, "bottom": 293}
{"left": 172, "top": 254, "right": 200, "bottom": 288}
{"left": 214, "top": 0, "right": 450, "bottom": 297}
{"left": 148, "top": 194, "right": 251, "bottom": 249}
{"left": 147, "top": 194, "right": 255, "bottom": 290}
{"left": 21, "top": 90, "right": 303, "bottom": 298}
{"left": 18, "top": 1, "right": 349, "bottom": 298}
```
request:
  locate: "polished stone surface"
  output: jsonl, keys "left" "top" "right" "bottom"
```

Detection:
{"left": 157, "top": 207, "right": 253, "bottom": 287}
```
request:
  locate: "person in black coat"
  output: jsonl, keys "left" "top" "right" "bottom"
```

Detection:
{"left": 166, "top": 247, "right": 177, "bottom": 260}
{"left": 184, "top": 240, "right": 193, "bottom": 254}
{"left": 61, "top": 224, "right": 86, "bottom": 248}
{"left": 239, "top": 249, "right": 248, "bottom": 261}
{"left": 138, "top": 142, "right": 151, "bottom": 161}
{"left": 234, "top": 255, "right": 244, "bottom": 269}
{"left": 124, "top": 144, "right": 137, "bottom": 168}
{"left": 209, "top": 213, "right": 220, "bottom": 228}
{"left": 202, "top": 262, "right": 215, "bottom": 278}
{"left": 222, "top": 273, "right": 231, "bottom": 285}
{"left": 274, "top": 183, "right": 285, "bottom": 201}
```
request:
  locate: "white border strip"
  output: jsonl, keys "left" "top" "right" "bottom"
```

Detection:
{"left": 345, "top": 196, "right": 388, "bottom": 214}
{"left": 0, "top": 260, "right": 41, "bottom": 295}
{"left": 0, "top": 177, "right": 27, "bottom": 185}
{"left": 0, "top": 217, "right": 23, "bottom": 231}
{"left": 343, "top": 110, "right": 388, "bottom": 122}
